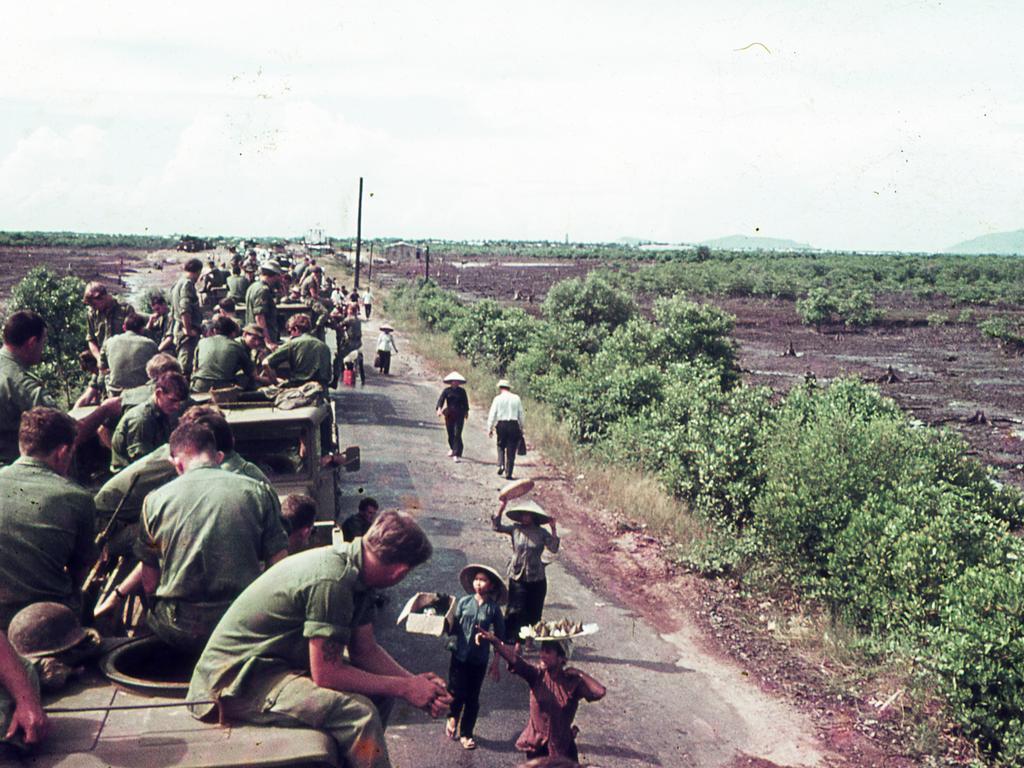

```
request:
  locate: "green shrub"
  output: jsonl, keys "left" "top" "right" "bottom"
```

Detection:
{"left": 980, "top": 316, "right": 1024, "bottom": 349}
{"left": 5, "top": 267, "right": 89, "bottom": 406}
{"left": 931, "top": 556, "right": 1024, "bottom": 762}
{"left": 541, "top": 271, "right": 633, "bottom": 347}
{"left": 926, "top": 312, "right": 949, "bottom": 327}
{"left": 450, "top": 300, "right": 536, "bottom": 373}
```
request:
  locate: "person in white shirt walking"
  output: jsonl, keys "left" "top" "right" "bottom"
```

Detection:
{"left": 361, "top": 288, "right": 374, "bottom": 320}
{"left": 375, "top": 325, "right": 398, "bottom": 375}
{"left": 486, "top": 379, "right": 525, "bottom": 480}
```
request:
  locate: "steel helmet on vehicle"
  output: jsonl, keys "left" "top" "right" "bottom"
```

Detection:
{"left": 8, "top": 602, "right": 88, "bottom": 658}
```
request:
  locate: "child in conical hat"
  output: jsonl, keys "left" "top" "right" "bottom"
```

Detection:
{"left": 444, "top": 564, "right": 507, "bottom": 750}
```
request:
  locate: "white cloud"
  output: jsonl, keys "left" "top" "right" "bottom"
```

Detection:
{"left": 1, "top": 1, "right": 1023, "bottom": 250}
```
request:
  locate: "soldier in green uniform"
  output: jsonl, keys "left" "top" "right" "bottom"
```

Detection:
{"left": 102, "top": 423, "right": 287, "bottom": 653}
{"left": 263, "top": 314, "right": 332, "bottom": 388}
{"left": 0, "top": 408, "right": 95, "bottom": 630}
{"left": 188, "top": 511, "right": 450, "bottom": 768}
{"left": 118, "top": 353, "right": 182, "bottom": 410}
{"left": 0, "top": 312, "right": 56, "bottom": 466}
{"left": 143, "top": 292, "right": 173, "bottom": 351}
{"left": 99, "top": 313, "right": 159, "bottom": 397}
{"left": 226, "top": 264, "right": 250, "bottom": 305}
{"left": 81, "top": 282, "right": 133, "bottom": 405}
{"left": 245, "top": 261, "right": 284, "bottom": 348}
{"left": 109, "top": 371, "right": 188, "bottom": 472}
{"left": 191, "top": 316, "right": 256, "bottom": 392}
{"left": 170, "top": 258, "right": 203, "bottom": 380}
{"left": 93, "top": 404, "right": 272, "bottom": 560}
{"left": 330, "top": 304, "right": 363, "bottom": 387}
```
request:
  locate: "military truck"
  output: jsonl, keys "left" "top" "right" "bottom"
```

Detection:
{"left": 26, "top": 399, "right": 358, "bottom": 766}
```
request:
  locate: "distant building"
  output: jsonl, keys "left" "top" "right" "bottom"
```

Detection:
{"left": 382, "top": 241, "right": 423, "bottom": 261}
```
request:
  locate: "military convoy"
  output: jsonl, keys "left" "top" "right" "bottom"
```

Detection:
{"left": 26, "top": 397, "right": 358, "bottom": 767}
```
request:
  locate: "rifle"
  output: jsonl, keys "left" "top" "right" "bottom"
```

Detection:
{"left": 82, "top": 474, "right": 140, "bottom": 617}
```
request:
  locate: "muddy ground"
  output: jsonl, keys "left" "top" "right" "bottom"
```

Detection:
{"left": 377, "top": 251, "right": 1024, "bottom": 489}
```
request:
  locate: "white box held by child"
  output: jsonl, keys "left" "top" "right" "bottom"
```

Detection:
{"left": 397, "top": 592, "right": 455, "bottom": 636}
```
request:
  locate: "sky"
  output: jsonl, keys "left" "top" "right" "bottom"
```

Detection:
{"left": 1, "top": 1, "right": 1022, "bottom": 252}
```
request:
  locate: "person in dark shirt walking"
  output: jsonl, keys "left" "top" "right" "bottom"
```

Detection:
{"left": 435, "top": 372, "right": 469, "bottom": 462}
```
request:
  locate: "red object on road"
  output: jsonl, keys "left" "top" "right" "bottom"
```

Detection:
{"left": 343, "top": 369, "right": 356, "bottom": 387}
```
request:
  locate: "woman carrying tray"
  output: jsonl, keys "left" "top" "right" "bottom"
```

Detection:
{"left": 491, "top": 496, "right": 559, "bottom": 644}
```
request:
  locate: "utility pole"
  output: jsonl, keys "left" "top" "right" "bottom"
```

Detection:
{"left": 367, "top": 242, "right": 373, "bottom": 283}
{"left": 354, "top": 177, "right": 363, "bottom": 289}
{"left": 424, "top": 245, "right": 430, "bottom": 281}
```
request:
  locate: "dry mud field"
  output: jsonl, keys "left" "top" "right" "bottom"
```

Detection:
{"left": 379, "top": 251, "right": 1024, "bottom": 488}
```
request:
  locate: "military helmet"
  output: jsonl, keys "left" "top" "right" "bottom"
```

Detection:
{"left": 8, "top": 602, "right": 88, "bottom": 658}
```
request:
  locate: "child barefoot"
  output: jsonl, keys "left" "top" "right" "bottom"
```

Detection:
{"left": 445, "top": 565, "right": 507, "bottom": 750}
{"left": 477, "top": 629, "right": 606, "bottom": 764}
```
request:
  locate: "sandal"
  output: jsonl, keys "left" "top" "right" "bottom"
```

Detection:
{"left": 445, "top": 718, "right": 457, "bottom": 740}
{"left": 460, "top": 737, "right": 477, "bottom": 750}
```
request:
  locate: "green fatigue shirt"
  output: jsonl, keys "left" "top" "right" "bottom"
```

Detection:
{"left": 96, "top": 447, "right": 270, "bottom": 526}
{"left": 120, "top": 381, "right": 155, "bottom": 410}
{"left": 86, "top": 301, "right": 130, "bottom": 351}
{"left": 341, "top": 316, "right": 362, "bottom": 349}
{"left": 144, "top": 311, "right": 170, "bottom": 345}
{"left": 245, "top": 281, "right": 279, "bottom": 343}
{"left": 109, "top": 400, "right": 173, "bottom": 472}
{"left": 192, "top": 335, "right": 256, "bottom": 392}
{"left": 264, "top": 333, "right": 332, "bottom": 388}
{"left": 226, "top": 274, "right": 250, "bottom": 304}
{"left": 188, "top": 539, "right": 376, "bottom": 720}
{"left": 0, "top": 349, "right": 56, "bottom": 465}
{"left": 0, "top": 458, "right": 96, "bottom": 625}
{"left": 134, "top": 464, "right": 288, "bottom": 610}
{"left": 99, "top": 331, "right": 158, "bottom": 394}
{"left": 170, "top": 276, "right": 202, "bottom": 344}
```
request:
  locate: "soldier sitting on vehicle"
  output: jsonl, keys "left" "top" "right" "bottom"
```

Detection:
{"left": 0, "top": 408, "right": 96, "bottom": 631}
{"left": 0, "top": 311, "right": 58, "bottom": 466}
{"left": 188, "top": 511, "right": 451, "bottom": 768}
{"left": 102, "top": 423, "right": 288, "bottom": 653}
{"left": 225, "top": 263, "right": 250, "bottom": 305}
{"left": 191, "top": 316, "right": 257, "bottom": 393}
{"left": 280, "top": 493, "right": 317, "bottom": 554}
{"left": 119, "top": 353, "right": 182, "bottom": 410}
{"left": 99, "top": 313, "right": 159, "bottom": 398}
{"left": 143, "top": 291, "right": 173, "bottom": 351}
{"left": 109, "top": 370, "right": 188, "bottom": 472}
{"left": 93, "top": 403, "right": 273, "bottom": 560}
{"left": 263, "top": 313, "right": 332, "bottom": 389}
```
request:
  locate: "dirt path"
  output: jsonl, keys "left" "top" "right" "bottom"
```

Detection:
{"left": 332, "top": 313, "right": 829, "bottom": 768}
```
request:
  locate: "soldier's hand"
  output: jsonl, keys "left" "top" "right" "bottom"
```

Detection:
{"left": 7, "top": 698, "right": 48, "bottom": 745}
{"left": 403, "top": 673, "right": 450, "bottom": 710}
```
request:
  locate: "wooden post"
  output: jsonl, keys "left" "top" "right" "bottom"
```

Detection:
{"left": 354, "top": 177, "right": 363, "bottom": 289}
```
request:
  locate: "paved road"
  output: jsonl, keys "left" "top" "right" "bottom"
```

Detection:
{"left": 332, "top": 316, "right": 826, "bottom": 768}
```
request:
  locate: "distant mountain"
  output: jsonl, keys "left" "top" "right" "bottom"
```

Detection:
{"left": 945, "top": 229, "right": 1024, "bottom": 255}
{"left": 700, "top": 234, "right": 813, "bottom": 252}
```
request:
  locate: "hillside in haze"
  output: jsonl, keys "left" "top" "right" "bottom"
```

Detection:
{"left": 701, "top": 234, "right": 813, "bottom": 252}
{"left": 946, "top": 229, "right": 1024, "bottom": 255}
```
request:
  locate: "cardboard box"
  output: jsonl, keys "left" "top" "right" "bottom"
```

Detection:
{"left": 397, "top": 592, "right": 455, "bottom": 636}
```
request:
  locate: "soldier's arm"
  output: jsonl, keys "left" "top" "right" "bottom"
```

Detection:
{"left": 0, "top": 632, "right": 47, "bottom": 745}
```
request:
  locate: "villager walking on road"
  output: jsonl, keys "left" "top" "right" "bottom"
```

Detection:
{"left": 491, "top": 498, "right": 559, "bottom": 645}
{"left": 436, "top": 372, "right": 469, "bottom": 462}
{"left": 375, "top": 326, "right": 398, "bottom": 376}
{"left": 487, "top": 379, "right": 524, "bottom": 479}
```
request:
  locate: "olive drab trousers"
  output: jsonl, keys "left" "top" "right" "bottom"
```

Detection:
{"left": 224, "top": 671, "right": 392, "bottom": 768}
